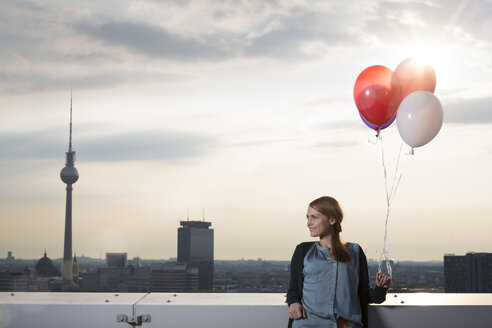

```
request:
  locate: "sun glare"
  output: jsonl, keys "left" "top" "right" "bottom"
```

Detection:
{"left": 409, "top": 44, "right": 441, "bottom": 68}
{"left": 400, "top": 43, "right": 448, "bottom": 80}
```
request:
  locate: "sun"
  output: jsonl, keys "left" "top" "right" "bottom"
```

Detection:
{"left": 408, "top": 44, "right": 442, "bottom": 68}
{"left": 398, "top": 43, "right": 447, "bottom": 82}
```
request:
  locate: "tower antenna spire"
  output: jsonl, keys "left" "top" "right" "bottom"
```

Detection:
{"left": 69, "top": 87, "right": 73, "bottom": 152}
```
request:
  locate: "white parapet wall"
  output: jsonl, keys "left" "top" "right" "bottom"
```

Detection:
{"left": 369, "top": 293, "right": 492, "bottom": 328}
{"left": 1, "top": 292, "right": 491, "bottom": 328}
{"left": 0, "top": 292, "right": 140, "bottom": 328}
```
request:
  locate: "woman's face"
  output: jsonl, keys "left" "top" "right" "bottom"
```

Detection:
{"left": 306, "top": 206, "right": 336, "bottom": 238}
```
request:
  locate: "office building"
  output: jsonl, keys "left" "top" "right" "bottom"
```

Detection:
{"left": 126, "top": 266, "right": 151, "bottom": 292}
{"left": 444, "top": 252, "right": 492, "bottom": 293}
{"left": 178, "top": 220, "right": 214, "bottom": 290}
{"left": 151, "top": 262, "right": 198, "bottom": 292}
{"left": 0, "top": 272, "right": 28, "bottom": 292}
{"left": 444, "top": 254, "right": 465, "bottom": 292}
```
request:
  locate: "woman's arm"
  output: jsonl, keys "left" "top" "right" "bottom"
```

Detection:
{"left": 358, "top": 246, "right": 389, "bottom": 327}
{"left": 286, "top": 244, "right": 302, "bottom": 305}
{"left": 359, "top": 247, "right": 389, "bottom": 304}
{"left": 286, "top": 244, "right": 307, "bottom": 328}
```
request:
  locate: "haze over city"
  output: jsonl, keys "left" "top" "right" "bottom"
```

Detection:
{"left": 1, "top": 0, "right": 491, "bottom": 262}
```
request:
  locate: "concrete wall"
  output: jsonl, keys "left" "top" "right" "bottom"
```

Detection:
{"left": 1, "top": 292, "right": 491, "bottom": 328}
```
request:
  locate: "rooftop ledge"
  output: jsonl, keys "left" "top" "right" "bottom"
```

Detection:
{"left": 1, "top": 293, "right": 491, "bottom": 328}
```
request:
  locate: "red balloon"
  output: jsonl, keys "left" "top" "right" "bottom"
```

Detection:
{"left": 395, "top": 57, "right": 436, "bottom": 100}
{"left": 354, "top": 65, "right": 402, "bottom": 127}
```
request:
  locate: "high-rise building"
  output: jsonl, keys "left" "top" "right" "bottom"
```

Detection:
{"left": 177, "top": 220, "right": 214, "bottom": 290}
{"left": 444, "top": 252, "right": 492, "bottom": 293}
{"left": 444, "top": 254, "right": 465, "bottom": 292}
{"left": 60, "top": 95, "right": 79, "bottom": 288}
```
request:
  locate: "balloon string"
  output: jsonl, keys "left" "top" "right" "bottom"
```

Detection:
{"left": 389, "top": 142, "right": 410, "bottom": 203}
{"left": 378, "top": 134, "right": 390, "bottom": 206}
{"left": 377, "top": 136, "right": 411, "bottom": 276}
{"left": 378, "top": 134, "right": 391, "bottom": 275}
{"left": 389, "top": 142, "right": 403, "bottom": 201}
{"left": 391, "top": 143, "right": 410, "bottom": 204}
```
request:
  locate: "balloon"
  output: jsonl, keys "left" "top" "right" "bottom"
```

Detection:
{"left": 354, "top": 65, "right": 402, "bottom": 127}
{"left": 396, "top": 91, "right": 443, "bottom": 148}
{"left": 360, "top": 112, "right": 396, "bottom": 131}
{"left": 395, "top": 57, "right": 436, "bottom": 100}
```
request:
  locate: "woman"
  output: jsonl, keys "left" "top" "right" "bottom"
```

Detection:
{"left": 287, "top": 196, "right": 391, "bottom": 328}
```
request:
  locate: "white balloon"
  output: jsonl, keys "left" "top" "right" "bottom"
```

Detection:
{"left": 396, "top": 91, "right": 443, "bottom": 148}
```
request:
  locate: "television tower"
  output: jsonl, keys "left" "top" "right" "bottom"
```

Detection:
{"left": 60, "top": 93, "right": 79, "bottom": 286}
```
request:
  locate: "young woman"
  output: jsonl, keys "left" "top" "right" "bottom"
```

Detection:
{"left": 287, "top": 196, "right": 391, "bottom": 328}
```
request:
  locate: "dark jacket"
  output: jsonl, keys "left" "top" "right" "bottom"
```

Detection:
{"left": 286, "top": 242, "right": 388, "bottom": 328}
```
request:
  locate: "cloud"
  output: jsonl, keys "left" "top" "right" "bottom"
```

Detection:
{"left": 0, "top": 128, "right": 63, "bottom": 161}
{"left": 0, "top": 127, "right": 218, "bottom": 162}
{"left": 0, "top": 70, "right": 194, "bottom": 93}
{"left": 243, "top": 6, "right": 364, "bottom": 58}
{"left": 0, "top": 1, "right": 207, "bottom": 93}
{"left": 1, "top": 0, "right": 367, "bottom": 66}
{"left": 78, "top": 130, "right": 217, "bottom": 162}
{"left": 444, "top": 96, "right": 492, "bottom": 124}
{"left": 76, "top": 21, "right": 234, "bottom": 60}
{"left": 300, "top": 95, "right": 351, "bottom": 108}
{"left": 309, "top": 95, "right": 492, "bottom": 129}
{"left": 75, "top": 3, "right": 364, "bottom": 62}
{"left": 313, "top": 141, "right": 360, "bottom": 148}
{"left": 312, "top": 119, "right": 363, "bottom": 131}
{"left": 1, "top": 0, "right": 492, "bottom": 94}
{"left": 364, "top": 0, "right": 492, "bottom": 46}
{"left": 227, "top": 138, "right": 291, "bottom": 148}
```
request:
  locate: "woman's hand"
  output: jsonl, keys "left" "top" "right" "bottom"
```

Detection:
{"left": 288, "top": 302, "right": 306, "bottom": 320}
{"left": 376, "top": 272, "right": 391, "bottom": 288}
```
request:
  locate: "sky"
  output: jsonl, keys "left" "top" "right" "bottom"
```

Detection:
{"left": 0, "top": 0, "right": 491, "bottom": 262}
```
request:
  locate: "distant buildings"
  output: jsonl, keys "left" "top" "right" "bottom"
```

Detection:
{"left": 68, "top": 218, "right": 215, "bottom": 293}
{"left": 0, "top": 272, "right": 27, "bottom": 292}
{"left": 178, "top": 220, "right": 214, "bottom": 290}
{"left": 151, "top": 262, "right": 198, "bottom": 292}
{"left": 106, "top": 253, "right": 128, "bottom": 268}
{"left": 444, "top": 252, "right": 492, "bottom": 293}
{"left": 80, "top": 252, "right": 134, "bottom": 292}
{"left": 98, "top": 266, "right": 133, "bottom": 291}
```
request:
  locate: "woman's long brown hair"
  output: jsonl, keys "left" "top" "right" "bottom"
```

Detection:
{"left": 309, "top": 196, "right": 352, "bottom": 262}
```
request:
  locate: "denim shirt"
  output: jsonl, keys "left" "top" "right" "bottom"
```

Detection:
{"left": 293, "top": 242, "right": 363, "bottom": 328}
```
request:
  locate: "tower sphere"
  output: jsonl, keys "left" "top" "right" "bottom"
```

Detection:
{"left": 60, "top": 166, "right": 79, "bottom": 184}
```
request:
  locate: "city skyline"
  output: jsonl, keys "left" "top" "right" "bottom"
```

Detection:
{"left": 1, "top": 0, "right": 491, "bottom": 261}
